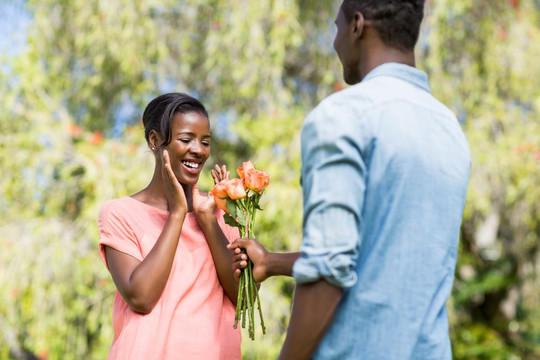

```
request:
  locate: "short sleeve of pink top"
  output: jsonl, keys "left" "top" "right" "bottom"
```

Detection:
{"left": 97, "top": 196, "right": 241, "bottom": 360}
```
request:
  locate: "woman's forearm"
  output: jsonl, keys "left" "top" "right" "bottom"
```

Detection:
{"left": 197, "top": 216, "right": 239, "bottom": 304}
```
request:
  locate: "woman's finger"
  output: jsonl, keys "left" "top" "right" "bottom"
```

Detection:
{"left": 221, "top": 165, "right": 230, "bottom": 181}
{"left": 211, "top": 164, "right": 230, "bottom": 184}
{"left": 163, "top": 151, "right": 178, "bottom": 184}
{"left": 211, "top": 169, "right": 219, "bottom": 185}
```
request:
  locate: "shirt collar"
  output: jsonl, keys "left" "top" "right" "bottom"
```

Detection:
{"left": 362, "top": 62, "right": 431, "bottom": 93}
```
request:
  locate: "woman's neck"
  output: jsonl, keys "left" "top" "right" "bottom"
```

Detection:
{"left": 132, "top": 174, "right": 193, "bottom": 212}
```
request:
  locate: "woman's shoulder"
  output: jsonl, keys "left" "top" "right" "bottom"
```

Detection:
{"left": 97, "top": 197, "right": 136, "bottom": 224}
{"left": 99, "top": 196, "right": 132, "bottom": 213}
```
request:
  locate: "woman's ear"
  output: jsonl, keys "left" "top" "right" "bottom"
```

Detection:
{"left": 149, "top": 130, "right": 160, "bottom": 150}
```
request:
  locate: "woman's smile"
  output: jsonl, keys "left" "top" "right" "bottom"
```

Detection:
{"left": 167, "top": 111, "right": 211, "bottom": 185}
{"left": 180, "top": 159, "right": 203, "bottom": 175}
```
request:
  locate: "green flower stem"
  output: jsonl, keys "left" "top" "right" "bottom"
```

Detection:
{"left": 234, "top": 248, "right": 246, "bottom": 330}
{"left": 249, "top": 262, "right": 255, "bottom": 337}
{"left": 255, "top": 282, "right": 266, "bottom": 334}
{"left": 231, "top": 193, "right": 266, "bottom": 340}
{"left": 242, "top": 266, "right": 250, "bottom": 332}
{"left": 246, "top": 260, "right": 254, "bottom": 338}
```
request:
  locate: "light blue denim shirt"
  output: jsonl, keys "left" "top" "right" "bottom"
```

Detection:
{"left": 292, "top": 63, "right": 471, "bottom": 359}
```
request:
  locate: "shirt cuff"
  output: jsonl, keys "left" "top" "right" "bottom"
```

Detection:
{"left": 293, "top": 252, "right": 357, "bottom": 289}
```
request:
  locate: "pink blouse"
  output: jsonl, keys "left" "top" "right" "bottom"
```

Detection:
{"left": 98, "top": 196, "right": 241, "bottom": 359}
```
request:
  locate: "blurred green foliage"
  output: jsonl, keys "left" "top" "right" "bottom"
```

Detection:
{"left": 1, "top": 0, "right": 539, "bottom": 359}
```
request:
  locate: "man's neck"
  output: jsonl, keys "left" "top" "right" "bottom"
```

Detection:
{"left": 361, "top": 50, "right": 415, "bottom": 81}
{"left": 358, "top": 32, "right": 416, "bottom": 81}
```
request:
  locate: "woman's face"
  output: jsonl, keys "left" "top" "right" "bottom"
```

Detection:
{"left": 164, "top": 111, "right": 211, "bottom": 186}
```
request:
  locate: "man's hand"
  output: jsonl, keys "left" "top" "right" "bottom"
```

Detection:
{"left": 227, "top": 238, "right": 269, "bottom": 283}
{"left": 228, "top": 239, "right": 301, "bottom": 282}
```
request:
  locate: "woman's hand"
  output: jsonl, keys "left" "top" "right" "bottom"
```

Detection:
{"left": 193, "top": 164, "right": 230, "bottom": 221}
{"left": 162, "top": 150, "right": 187, "bottom": 215}
{"left": 211, "top": 164, "right": 230, "bottom": 185}
{"left": 192, "top": 184, "right": 216, "bottom": 220}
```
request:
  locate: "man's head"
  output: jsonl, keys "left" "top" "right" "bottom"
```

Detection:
{"left": 341, "top": 0, "right": 425, "bottom": 52}
{"left": 334, "top": 0, "right": 425, "bottom": 84}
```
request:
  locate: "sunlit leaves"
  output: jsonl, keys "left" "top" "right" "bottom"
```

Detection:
{"left": 425, "top": 0, "right": 540, "bottom": 357}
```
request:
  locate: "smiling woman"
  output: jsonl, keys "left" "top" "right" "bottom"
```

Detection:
{"left": 152, "top": 110, "right": 211, "bottom": 189}
{"left": 97, "top": 92, "right": 242, "bottom": 360}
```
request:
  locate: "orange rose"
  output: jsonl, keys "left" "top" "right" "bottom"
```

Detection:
{"left": 214, "top": 197, "right": 228, "bottom": 212}
{"left": 209, "top": 182, "right": 229, "bottom": 199}
{"left": 223, "top": 178, "right": 247, "bottom": 200}
{"left": 244, "top": 168, "right": 270, "bottom": 193}
{"left": 236, "top": 161, "right": 255, "bottom": 178}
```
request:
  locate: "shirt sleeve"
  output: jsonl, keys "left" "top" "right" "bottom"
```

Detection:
{"left": 293, "top": 98, "right": 368, "bottom": 289}
{"left": 97, "top": 199, "right": 143, "bottom": 269}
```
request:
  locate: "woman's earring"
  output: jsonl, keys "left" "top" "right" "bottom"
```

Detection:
{"left": 152, "top": 147, "right": 155, "bottom": 151}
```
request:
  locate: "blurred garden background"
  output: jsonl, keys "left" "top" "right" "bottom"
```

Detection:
{"left": 1, "top": 0, "right": 540, "bottom": 359}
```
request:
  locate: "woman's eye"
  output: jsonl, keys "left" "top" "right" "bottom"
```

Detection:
{"left": 202, "top": 141, "right": 211, "bottom": 146}
{"left": 179, "top": 139, "right": 190, "bottom": 143}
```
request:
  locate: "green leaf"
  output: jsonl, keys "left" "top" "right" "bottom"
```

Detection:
{"left": 224, "top": 213, "right": 240, "bottom": 228}
{"left": 226, "top": 199, "right": 237, "bottom": 218}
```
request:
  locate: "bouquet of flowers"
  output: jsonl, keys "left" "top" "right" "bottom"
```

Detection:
{"left": 209, "top": 161, "right": 269, "bottom": 340}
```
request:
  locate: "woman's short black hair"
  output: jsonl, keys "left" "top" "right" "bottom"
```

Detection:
{"left": 142, "top": 92, "right": 209, "bottom": 150}
{"left": 342, "top": 0, "right": 425, "bottom": 52}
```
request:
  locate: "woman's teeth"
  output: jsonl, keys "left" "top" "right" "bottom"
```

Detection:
{"left": 182, "top": 161, "right": 199, "bottom": 169}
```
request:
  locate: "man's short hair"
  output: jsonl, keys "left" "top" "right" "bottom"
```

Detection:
{"left": 342, "top": 0, "right": 425, "bottom": 52}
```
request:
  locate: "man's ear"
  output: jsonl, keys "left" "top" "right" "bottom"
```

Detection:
{"left": 352, "top": 12, "right": 365, "bottom": 39}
